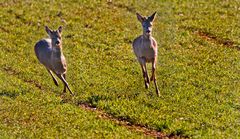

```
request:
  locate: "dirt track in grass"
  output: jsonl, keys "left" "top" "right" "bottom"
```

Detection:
{"left": 2, "top": 65, "right": 185, "bottom": 138}
{"left": 181, "top": 26, "right": 240, "bottom": 51}
{"left": 78, "top": 102, "right": 187, "bottom": 139}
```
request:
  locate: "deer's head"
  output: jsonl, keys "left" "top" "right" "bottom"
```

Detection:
{"left": 45, "top": 26, "right": 63, "bottom": 49}
{"left": 136, "top": 12, "right": 156, "bottom": 38}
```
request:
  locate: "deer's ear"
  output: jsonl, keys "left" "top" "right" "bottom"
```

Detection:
{"left": 45, "top": 26, "right": 52, "bottom": 36}
{"left": 136, "top": 13, "right": 145, "bottom": 23}
{"left": 58, "top": 26, "right": 63, "bottom": 34}
{"left": 148, "top": 12, "right": 157, "bottom": 22}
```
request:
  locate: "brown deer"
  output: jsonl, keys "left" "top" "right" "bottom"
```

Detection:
{"left": 132, "top": 12, "right": 159, "bottom": 96}
{"left": 34, "top": 26, "right": 74, "bottom": 96}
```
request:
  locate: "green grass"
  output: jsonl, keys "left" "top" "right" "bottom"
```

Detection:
{"left": 0, "top": 72, "right": 145, "bottom": 138}
{"left": 1, "top": 0, "right": 240, "bottom": 138}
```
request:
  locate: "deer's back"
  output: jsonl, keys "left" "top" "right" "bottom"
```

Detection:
{"left": 34, "top": 39, "right": 52, "bottom": 68}
{"left": 132, "top": 35, "right": 157, "bottom": 62}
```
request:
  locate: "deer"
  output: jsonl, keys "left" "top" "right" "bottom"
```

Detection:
{"left": 34, "top": 26, "right": 74, "bottom": 96}
{"left": 132, "top": 12, "right": 160, "bottom": 96}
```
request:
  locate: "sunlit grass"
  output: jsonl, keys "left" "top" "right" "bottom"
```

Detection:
{"left": 0, "top": 0, "right": 240, "bottom": 138}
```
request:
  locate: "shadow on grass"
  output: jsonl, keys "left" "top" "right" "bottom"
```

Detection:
{"left": 169, "top": 128, "right": 190, "bottom": 139}
{"left": 0, "top": 90, "right": 21, "bottom": 99}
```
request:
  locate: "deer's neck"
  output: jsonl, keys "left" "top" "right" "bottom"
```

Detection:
{"left": 141, "top": 35, "right": 153, "bottom": 48}
{"left": 142, "top": 34, "right": 151, "bottom": 40}
{"left": 52, "top": 47, "right": 63, "bottom": 58}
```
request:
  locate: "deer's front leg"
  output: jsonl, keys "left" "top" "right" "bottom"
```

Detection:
{"left": 139, "top": 58, "right": 149, "bottom": 89}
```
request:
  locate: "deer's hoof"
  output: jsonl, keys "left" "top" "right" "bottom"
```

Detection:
{"left": 145, "top": 83, "right": 149, "bottom": 89}
{"left": 54, "top": 81, "right": 59, "bottom": 86}
{"left": 156, "top": 89, "right": 160, "bottom": 96}
{"left": 70, "top": 92, "right": 75, "bottom": 96}
{"left": 150, "top": 77, "right": 153, "bottom": 82}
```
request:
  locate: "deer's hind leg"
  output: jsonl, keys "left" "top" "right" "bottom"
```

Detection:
{"left": 56, "top": 73, "right": 74, "bottom": 96}
{"left": 139, "top": 57, "right": 150, "bottom": 89}
{"left": 47, "top": 69, "right": 59, "bottom": 86}
{"left": 62, "top": 73, "right": 66, "bottom": 93}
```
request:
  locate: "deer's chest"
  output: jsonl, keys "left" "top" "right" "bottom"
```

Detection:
{"left": 51, "top": 52, "right": 67, "bottom": 74}
{"left": 135, "top": 41, "right": 156, "bottom": 60}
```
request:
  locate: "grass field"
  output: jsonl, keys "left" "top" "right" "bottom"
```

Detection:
{"left": 0, "top": 0, "right": 240, "bottom": 138}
